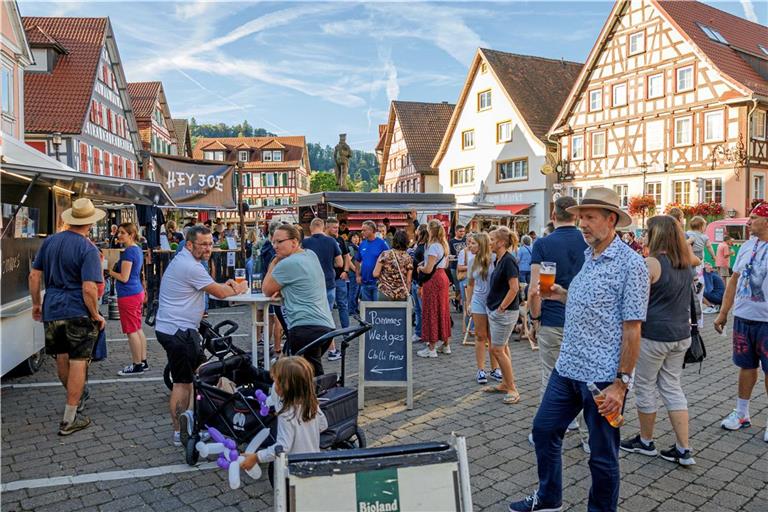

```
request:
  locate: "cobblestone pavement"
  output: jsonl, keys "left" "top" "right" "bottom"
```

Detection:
{"left": 2, "top": 304, "right": 766, "bottom": 511}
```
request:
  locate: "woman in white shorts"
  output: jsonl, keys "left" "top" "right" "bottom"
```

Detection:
{"left": 465, "top": 233, "right": 501, "bottom": 385}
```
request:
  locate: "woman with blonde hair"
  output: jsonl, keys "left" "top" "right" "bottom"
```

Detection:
{"left": 483, "top": 226, "right": 522, "bottom": 404}
{"left": 466, "top": 232, "right": 501, "bottom": 384}
{"left": 621, "top": 215, "right": 698, "bottom": 465}
{"left": 416, "top": 219, "right": 451, "bottom": 358}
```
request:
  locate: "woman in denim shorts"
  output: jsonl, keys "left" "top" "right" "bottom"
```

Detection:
{"left": 466, "top": 233, "right": 501, "bottom": 385}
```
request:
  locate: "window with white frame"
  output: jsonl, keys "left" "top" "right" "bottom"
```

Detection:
{"left": 478, "top": 90, "right": 491, "bottom": 111}
{"left": 704, "top": 110, "right": 724, "bottom": 142}
{"left": 262, "top": 150, "right": 272, "bottom": 162}
{"left": 613, "top": 184, "right": 629, "bottom": 208}
{"left": 589, "top": 89, "right": 602, "bottom": 111}
{"left": 273, "top": 150, "right": 282, "bottom": 162}
{"left": 646, "top": 120, "right": 665, "bottom": 150}
{"left": 645, "top": 182, "right": 662, "bottom": 207}
{"left": 462, "top": 130, "right": 475, "bottom": 150}
{"left": 702, "top": 178, "right": 723, "bottom": 203}
{"left": 698, "top": 24, "right": 728, "bottom": 44}
{"left": 498, "top": 159, "right": 528, "bottom": 181}
{"left": 751, "top": 110, "right": 766, "bottom": 139}
{"left": 753, "top": 174, "right": 765, "bottom": 200}
{"left": 1, "top": 66, "right": 13, "bottom": 115}
{"left": 676, "top": 65, "right": 694, "bottom": 92}
{"left": 238, "top": 150, "right": 249, "bottom": 162}
{"left": 204, "top": 151, "right": 214, "bottom": 160}
{"left": 214, "top": 151, "right": 224, "bottom": 161}
{"left": 571, "top": 187, "right": 584, "bottom": 202}
{"left": 571, "top": 134, "right": 584, "bottom": 160}
{"left": 647, "top": 73, "right": 664, "bottom": 99}
{"left": 591, "top": 131, "right": 606, "bottom": 158}
{"left": 674, "top": 116, "right": 693, "bottom": 146}
{"left": 629, "top": 32, "right": 645, "bottom": 55}
{"left": 450, "top": 167, "right": 475, "bottom": 186}
{"left": 497, "top": 121, "right": 512, "bottom": 143}
{"left": 612, "top": 83, "right": 627, "bottom": 107}
{"left": 673, "top": 180, "right": 691, "bottom": 204}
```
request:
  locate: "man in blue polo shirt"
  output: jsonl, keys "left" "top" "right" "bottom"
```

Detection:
{"left": 355, "top": 220, "right": 389, "bottom": 302}
{"left": 301, "top": 217, "right": 342, "bottom": 310}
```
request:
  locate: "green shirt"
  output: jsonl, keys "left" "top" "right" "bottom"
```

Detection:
{"left": 271, "top": 251, "right": 334, "bottom": 330}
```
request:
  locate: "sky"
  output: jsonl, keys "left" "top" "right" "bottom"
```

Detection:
{"left": 17, "top": 1, "right": 766, "bottom": 151}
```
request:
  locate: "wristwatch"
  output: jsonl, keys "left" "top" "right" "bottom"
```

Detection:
{"left": 616, "top": 372, "right": 631, "bottom": 387}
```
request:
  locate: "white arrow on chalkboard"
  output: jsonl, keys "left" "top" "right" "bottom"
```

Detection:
{"left": 371, "top": 365, "right": 404, "bottom": 374}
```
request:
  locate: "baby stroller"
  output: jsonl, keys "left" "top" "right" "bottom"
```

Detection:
{"left": 183, "top": 322, "right": 372, "bottom": 465}
{"left": 163, "top": 319, "right": 241, "bottom": 390}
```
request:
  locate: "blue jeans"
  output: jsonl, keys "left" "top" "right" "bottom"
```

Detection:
{"left": 532, "top": 368, "right": 620, "bottom": 512}
{"left": 348, "top": 271, "right": 359, "bottom": 315}
{"left": 411, "top": 282, "right": 422, "bottom": 338}
{"left": 334, "top": 278, "right": 349, "bottom": 328}
{"left": 359, "top": 282, "right": 378, "bottom": 302}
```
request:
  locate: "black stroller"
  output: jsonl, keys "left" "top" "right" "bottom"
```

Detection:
{"left": 183, "top": 322, "right": 372, "bottom": 465}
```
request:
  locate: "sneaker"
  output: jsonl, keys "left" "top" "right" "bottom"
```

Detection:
{"left": 567, "top": 419, "right": 579, "bottom": 431}
{"left": 179, "top": 410, "right": 194, "bottom": 447}
{"left": 327, "top": 350, "right": 342, "bottom": 361}
{"left": 172, "top": 431, "right": 182, "bottom": 447}
{"left": 476, "top": 369, "right": 488, "bottom": 385}
{"left": 620, "top": 434, "right": 658, "bottom": 456}
{"left": 527, "top": 433, "right": 535, "bottom": 447}
{"left": 763, "top": 425, "right": 767, "bottom": 443}
{"left": 77, "top": 385, "right": 90, "bottom": 413}
{"left": 508, "top": 492, "right": 562, "bottom": 512}
{"left": 721, "top": 410, "right": 751, "bottom": 431}
{"left": 141, "top": 361, "right": 150, "bottom": 371}
{"left": 58, "top": 414, "right": 91, "bottom": 436}
{"left": 702, "top": 306, "right": 720, "bottom": 314}
{"left": 437, "top": 342, "right": 451, "bottom": 354}
{"left": 660, "top": 445, "right": 696, "bottom": 466}
{"left": 490, "top": 368, "right": 503, "bottom": 382}
{"left": 117, "top": 363, "right": 145, "bottom": 376}
{"left": 412, "top": 335, "right": 421, "bottom": 342}
{"left": 416, "top": 347, "right": 438, "bottom": 358}
{"left": 581, "top": 439, "right": 591, "bottom": 454}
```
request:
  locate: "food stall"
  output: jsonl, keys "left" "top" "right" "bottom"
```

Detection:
{"left": 1, "top": 136, "right": 174, "bottom": 376}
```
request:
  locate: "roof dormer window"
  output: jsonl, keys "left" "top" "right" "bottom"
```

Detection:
{"left": 698, "top": 23, "right": 728, "bottom": 44}
{"left": 759, "top": 44, "right": 768, "bottom": 56}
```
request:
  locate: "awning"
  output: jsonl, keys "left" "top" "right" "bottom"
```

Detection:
{"left": 468, "top": 209, "right": 514, "bottom": 218}
{"left": 327, "top": 201, "right": 469, "bottom": 213}
{"left": 495, "top": 203, "right": 532, "bottom": 215}
{"left": 1, "top": 136, "right": 175, "bottom": 206}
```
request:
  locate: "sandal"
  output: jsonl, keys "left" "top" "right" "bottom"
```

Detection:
{"left": 503, "top": 391, "right": 521, "bottom": 404}
{"left": 482, "top": 386, "right": 508, "bottom": 394}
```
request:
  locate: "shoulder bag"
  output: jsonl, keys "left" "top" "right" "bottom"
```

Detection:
{"left": 683, "top": 287, "right": 706, "bottom": 371}
{"left": 417, "top": 253, "right": 445, "bottom": 286}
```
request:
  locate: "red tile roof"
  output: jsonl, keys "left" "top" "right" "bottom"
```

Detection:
{"left": 192, "top": 136, "right": 309, "bottom": 170}
{"left": 656, "top": 0, "right": 768, "bottom": 96}
{"left": 126, "top": 81, "right": 161, "bottom": 119}
{"left": 22, "top": 17, "right": 107, "bottom": 134}
{"left": 392, "top": 101, "right": 455, "bottom": 175}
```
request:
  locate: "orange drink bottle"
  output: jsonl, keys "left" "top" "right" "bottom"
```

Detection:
{"left": 586, "top": 382, "right": 624, "bottom": 428}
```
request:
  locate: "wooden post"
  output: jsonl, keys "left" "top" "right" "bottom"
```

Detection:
{"left": 237, "top": 161, "right": 247, "bottom": 262}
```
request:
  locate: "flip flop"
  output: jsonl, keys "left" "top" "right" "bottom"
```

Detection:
{"left": 482, "top": 386, "right": 508, "bottom": 394}
{"left": 503, "top": 392, "right": 521, "bottom": 404}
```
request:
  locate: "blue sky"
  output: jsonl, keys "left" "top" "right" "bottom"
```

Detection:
{"left": 18, "top": 1, "right": 765, "bottom": 151}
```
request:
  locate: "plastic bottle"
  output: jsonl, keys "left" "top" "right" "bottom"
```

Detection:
{"left": 586, "top": 382, "right": 624, "bottom": 428}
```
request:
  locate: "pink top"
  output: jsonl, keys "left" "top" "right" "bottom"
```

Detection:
{"left": 715, "top": 243, "right": 731, "bottom": 267}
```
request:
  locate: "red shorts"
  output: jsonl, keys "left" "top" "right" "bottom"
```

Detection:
{"left": 118, "top": 292, "right": 144, "bottom": 334}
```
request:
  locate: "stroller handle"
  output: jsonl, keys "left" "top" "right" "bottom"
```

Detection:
{"left": 293, "top": 322, "right": 372, "bottom": 357}
{"left": 213, "top": 319, "right": 239, "bottom": 337}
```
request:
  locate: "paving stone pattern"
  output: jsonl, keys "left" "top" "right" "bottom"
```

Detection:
{"left": 1, "top": 305, "right": 766, "bottom": 511}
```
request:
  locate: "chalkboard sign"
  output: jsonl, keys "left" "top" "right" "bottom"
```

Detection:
{"left": 358, "top": 301, "right": 413, "bottom": 410}
{"left": 1, "top": 238, "right": 44, "bottom": 306}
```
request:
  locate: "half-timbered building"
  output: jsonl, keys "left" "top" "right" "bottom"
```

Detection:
{"left": 22, "top": 17, "right": 141, "bottom": 179}
{"left": 377, "top": 100, "right": 454, "bottom": 193}
{"left": 549, "top": 0, "right": 768, "bottom": 217}
{"left": 127, "top": 81, "right": 178, "bottom": 180}
{"left": 191, "top": 136, "right": 311, "bottom": 221}
{"left": 1, "top": 1, "right": 33, "bottom": 141}
{"left": 172, "top": 118, "right": 192, "bottom": 157}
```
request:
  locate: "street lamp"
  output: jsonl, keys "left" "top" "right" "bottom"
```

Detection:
{"left": 727, "top": 207, "right": 737, "bottom": 218}
{"left": 51, "top": 132, "right": 62, "bottom": 161}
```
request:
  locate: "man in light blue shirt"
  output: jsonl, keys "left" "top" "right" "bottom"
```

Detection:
{"left": 510, "top": 188, "right": 648, "bottom": 512}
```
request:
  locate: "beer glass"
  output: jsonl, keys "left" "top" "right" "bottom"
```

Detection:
{"left": 234, "top": 268, "right": 246, "bottom": 285}
{"left": 540, "top": 261, "right": 556, "bottom": 296}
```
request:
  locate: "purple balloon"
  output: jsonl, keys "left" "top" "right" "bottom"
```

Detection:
{"left": 229, "top": 449, "right": 239, "bottom": 461}
{"left": 217, "top": 456, "right": 229, "bottom": 470}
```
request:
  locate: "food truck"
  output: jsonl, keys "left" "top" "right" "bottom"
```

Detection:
{"left": 705, "top": 217, "right": 750, "bottom": 267}
{"left": 1, "top": 136, "right": 173, "bottom": 376}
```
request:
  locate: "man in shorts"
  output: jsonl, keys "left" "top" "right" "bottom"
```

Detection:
{"left": 715, "top": 202, "right": 768, "bottom": 443}
{"left": 29, "top": 198, "right": 107, "bottom": 435}
{"left": 155, "top": 226, "right": 247, "bottom": 447}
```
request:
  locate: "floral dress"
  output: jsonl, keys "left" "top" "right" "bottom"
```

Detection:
{"left": 377, "top": 250, "right": 414, "bottom": 300}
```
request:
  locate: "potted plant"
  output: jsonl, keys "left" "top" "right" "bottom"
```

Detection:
{"left": 693, "top": 201, "right": 725, "bottom": 223}
{"left": 628, "top": 195, "right": 656, "bottom": 227}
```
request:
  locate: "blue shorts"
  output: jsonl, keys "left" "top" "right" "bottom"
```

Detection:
{"left": 732, "top": 317, "right": 768, "bottom": 373}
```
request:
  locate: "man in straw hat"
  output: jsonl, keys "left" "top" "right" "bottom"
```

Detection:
{"left": 29, "top": 198, "right": 107, "bottom": 436}
{"left": 509, "top": 188, "right": 649, "bottom": 512}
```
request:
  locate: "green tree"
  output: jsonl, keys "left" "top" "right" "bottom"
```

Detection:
{"left": 310, "top": 171, "right": 339, "bottom": 193}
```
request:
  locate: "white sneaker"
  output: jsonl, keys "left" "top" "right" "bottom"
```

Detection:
{"left": 702, "top": 306, "right": 720, "bottom": 314}
{"left": 437, "top": 342, "right": 451, "bottom": 354}
{"left": 720, "top": 410, "right": 751, "bottom": 430}
{"left": 764, "top": 425, "right": 767, "bottom": 443}
{"left": 567, "top": 419, "right": 579, "bottom": 431}
{"left": 417, "top": 347, "right": 438, "bottom": 358}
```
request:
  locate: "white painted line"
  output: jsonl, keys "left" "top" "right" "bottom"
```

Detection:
{"left": 1, "top": 462, "right": 218, "bottom": 492}
{"left": 2, "top": 377, "right": 164, "bottom": 389}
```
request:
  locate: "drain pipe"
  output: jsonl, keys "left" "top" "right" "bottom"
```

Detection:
{"left": 745, "top": 98, "right": 758, "bottom": 213}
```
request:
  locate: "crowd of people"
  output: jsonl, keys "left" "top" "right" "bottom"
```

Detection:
{"left": 26, "top": 191, "right": 768, "bottom": 511}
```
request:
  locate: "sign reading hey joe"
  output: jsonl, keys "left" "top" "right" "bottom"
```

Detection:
{"left": 153, "top": 156, "right": 236, "bottom": 209}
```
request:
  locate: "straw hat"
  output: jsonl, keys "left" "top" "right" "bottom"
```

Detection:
{"left": 566, "top": 187, "right": 632, "bottom": 228}
{"left": 62, "top": 198, "right": 106, "bottom": 226}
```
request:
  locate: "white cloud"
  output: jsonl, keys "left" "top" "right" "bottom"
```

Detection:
{"left": 739, "top": 0, "right": 758, "bottom": 22}
{"left": 174, "top": 0, "right": 216, "bottom": 21}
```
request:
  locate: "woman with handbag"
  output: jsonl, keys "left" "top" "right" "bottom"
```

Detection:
{"left": 416, "top": 220, "right": 452, "bottom": 358}
{"left": 410, "top": 225, "right": 429, "bottom": 342}
{"left": 373, "top": 231, "right": 413, "bottom": 301}
{"left": 620, "top": 215, "right": 700, "bottom": 466}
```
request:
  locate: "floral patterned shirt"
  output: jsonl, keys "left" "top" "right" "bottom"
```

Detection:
{"left": 555, "top": 235, "right": 649, "bottom": 383}
{"left": 377, "top": 250, "right": 414, "bottom": 300}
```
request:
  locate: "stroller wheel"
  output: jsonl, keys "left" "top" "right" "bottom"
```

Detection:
{"left": 353, "top": 426, "right": 367, "bottom": 448}
{"left": 185, "top": 437, "right": 199, "bottom": 466}
{"left": 163, "top": 365, "right": 173, "bottom": 390}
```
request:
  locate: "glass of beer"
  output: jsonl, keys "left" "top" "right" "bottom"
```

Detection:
{"left": 234, "top": 268, "right": 246, "bottom": 286}
{"left": 540, "top": 262, "right": 556, "bottom": 296}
